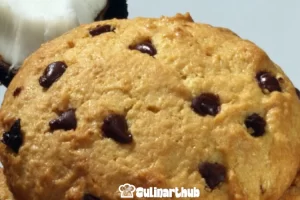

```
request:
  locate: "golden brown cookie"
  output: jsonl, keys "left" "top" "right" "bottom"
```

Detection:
{"left": 0, "top": 13, "right": 300, "bottom": 200}
{"left": 0, "top": 168, "right": 14, "bottom": 200}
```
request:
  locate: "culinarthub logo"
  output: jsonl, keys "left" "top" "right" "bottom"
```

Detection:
{"left": 119, "top": 184, "right": 200, "bottom": 198}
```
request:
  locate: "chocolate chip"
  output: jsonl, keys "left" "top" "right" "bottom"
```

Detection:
{"left": 83, "top": 194, "right": 101, "bottom": 200}
{"left": 296, "top": 88, "right": 300, "bottom": 100}
{"left": 245, "top": 113, "right": 266, "bottom": 137}
{"left": 199, "top": 162, "right": 226, "bottom": 190}
{"left": 13, "top": 87, "right": 22, "bottom": 97}
{"left": 256, "top": 71, "right": 281, "bottom": 93}
{"left": 49, "top": 109, "right": 77, "bottom": 131}
{"left": 39, "top": 61, "right": 67, "bottom": 88}
{"left": 1, "top": 119, "right": 23, "bottom": 153}
{"left": 191, "top": 93, "right": 221, "bottom": 116}
{"left": 101, "top": 114, "right": 133, "bottom": 144}
{"left": 89, "top": 25, "right": 115, "bottom": 37}
{"left": 129, "top": 40, "right": 157, "bottom": 56}
{"left": 0, "top": 59, "right": 15, "bottom": 87}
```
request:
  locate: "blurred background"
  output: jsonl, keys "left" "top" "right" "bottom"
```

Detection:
{"left": 0, "top": 0, "right": 299, "bottom": 104}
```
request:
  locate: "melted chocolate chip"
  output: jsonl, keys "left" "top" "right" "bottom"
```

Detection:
{"left": 129, "top": 40, "right": 157, "bottom": 56}
{"left": 296, "top": 88, "right": 300, "bottom": 100}
{"left": 0, "top": 59, "right": 15, "bottom": 87}
{"left": 39, "top": 61, "right": 67, "bottom": 88}
{"left": 13, "top": 87, "right": 22, "bottom": 97}
{"left": 49, "top": 109, "right": 77, "bottom": 131}
{"left": 83, "top": 194, "right": 101, "bottom": 200}
{"left": 101, "top": 114, "right": 133, "bottom": 144}
{"left": 89, "top": 25, "right": 115, "bottom": 37}
{"left": 245, "top": 113, "right": 266, "bottom": 137}
{"left": 199, "top": 162, "right": 226, "bottom": 190}
{"left": 1, "top": 119, "right": 23, "bottom": 153}
{"left": 256, "top": 71, "right": 281, "bottom": 93}
{"left": 191, "top": 93, "right": 221, "bottom": 116}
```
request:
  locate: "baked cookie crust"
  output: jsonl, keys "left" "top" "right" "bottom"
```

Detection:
{"left": 0, "top": 13, "right": 300, "bottom": 200}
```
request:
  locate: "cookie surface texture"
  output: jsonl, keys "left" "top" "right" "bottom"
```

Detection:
{"left": 0, "top": 168, "right": 14, "bottom": 200}
{"left": 1, "top": 13, "right": 300, "bottom": 200}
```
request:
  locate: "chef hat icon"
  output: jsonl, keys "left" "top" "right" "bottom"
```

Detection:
{"left": 119, "top": 183, "right": 136, "bottom": 198}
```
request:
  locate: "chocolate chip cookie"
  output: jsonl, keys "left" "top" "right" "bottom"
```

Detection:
{"left": 1, "top": 13, "right": 300, "bottom": 200}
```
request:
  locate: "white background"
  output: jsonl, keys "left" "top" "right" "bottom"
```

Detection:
{"left": 0, "top": 0, "right": 299, "bottom": 103}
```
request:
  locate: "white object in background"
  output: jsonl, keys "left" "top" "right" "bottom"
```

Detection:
{"left": 0, "top": 0, "right": 108, "bottom": 70}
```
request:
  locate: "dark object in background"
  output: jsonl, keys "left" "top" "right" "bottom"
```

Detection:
{"left": 103, "top": 0, "right": 128, "bottom": 20}
{"left": 0, "top": 59, "right": 15, "bottom": 87}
